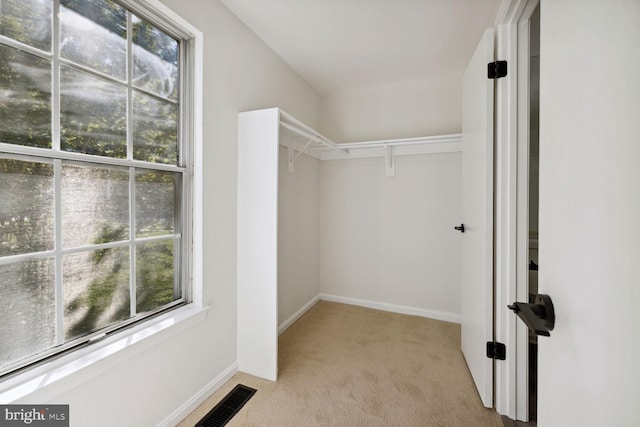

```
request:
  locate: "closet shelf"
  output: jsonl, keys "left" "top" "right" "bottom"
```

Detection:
{"left": 277, "top": 108, "right": 462, "bottom": 163}
{"left": 279, "top": 110, "right": 347, "bottom": 155}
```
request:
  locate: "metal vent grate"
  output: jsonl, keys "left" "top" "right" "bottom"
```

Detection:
{"left": 195, "top": 384, "right": 257, "bottom": 427}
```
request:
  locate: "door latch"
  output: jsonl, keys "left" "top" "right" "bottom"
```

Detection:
{"left": 454, "top": 224, "right": 465, "bottom": 233}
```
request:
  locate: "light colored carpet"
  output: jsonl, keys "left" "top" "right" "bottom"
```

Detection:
{"left": 177, "top": 301, "right": 502, "bottom": 427}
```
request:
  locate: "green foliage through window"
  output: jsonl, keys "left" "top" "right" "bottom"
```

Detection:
{"left": 0, "top": 0, "right": 187, "bottom": 376}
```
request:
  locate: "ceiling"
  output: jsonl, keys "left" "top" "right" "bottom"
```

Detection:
{"left": 220, "top": 0, "right": 504, "bottom": 94}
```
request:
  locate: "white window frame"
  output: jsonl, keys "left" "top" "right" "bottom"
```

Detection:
{"left": 0, "top": 0, "right": 204, "bottom": 401}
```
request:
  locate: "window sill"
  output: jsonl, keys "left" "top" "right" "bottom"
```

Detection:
{"left": 0, "top": 304, "right": 209, "bottom": 403}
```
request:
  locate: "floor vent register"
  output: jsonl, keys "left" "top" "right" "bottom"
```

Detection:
{"left": 195, "top": 384, "right": 257, "bottom": 427}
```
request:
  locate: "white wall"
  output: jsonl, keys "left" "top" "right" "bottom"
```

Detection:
{"left": 17, "top": 1, "right": 321, "bottom": 426}
{"left": 317, "top": 72, "right": 464, "bottom": 321}
{"left": 319, "top": 73, "right": 462, "bottom": 143}
{"left": 319, "top": 153, "right": 462, "bottom": 322}
{"left": 538, "top": 1, "right": 640, "bottom": 425}
{"left": 278, "top": 148, "right": 321, "bottom": 325}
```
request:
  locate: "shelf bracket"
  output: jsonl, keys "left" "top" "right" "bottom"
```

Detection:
{"left": 288, "top": 139, "right": 313, "bottom": 173}
{"left": 385, "top": 146, "right": 395, "bottom": 178}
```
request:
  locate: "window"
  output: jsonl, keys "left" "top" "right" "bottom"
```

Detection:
{"left": 0, "top": 0, "right": 196, "bottom": 377}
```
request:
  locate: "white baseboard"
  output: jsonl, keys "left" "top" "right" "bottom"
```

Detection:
{"left": 156, "top": 361, "right": 239, "bottom": 427}
{"left": 278, "top": 294, "right": 320, "bottom": 335}
{"left": 319, "top": 293, "right": 461, "bottom": 324}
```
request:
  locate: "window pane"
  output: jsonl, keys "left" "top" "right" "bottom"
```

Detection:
{"left": 62, "top": 164, "right": 129, "bottom": 248}
{"left": 0, "top": 0, "right": 52, "bottom": 52}
{"left": 60, "top": 0, "right": 126, "bottom": 80}
{"left": 0, "top": 45, "right": 52, "bottom": 149}
{"left": 60, "top": 66, "right": 127, "bottom": 158}
{"left": 0, "top": 159, "right": 54, "bottom": 257}
{"left": 133, "top": 91, "right": 178, "bottom": 164}
{"left": 0, "top": 0, "right": 187, "bottom": 376}
{"left": 136, "top": 239, "right": 178, "bottom": 314}
{"left": 133, "top": 16, "right": 178, "bottom": 101}
{"left": 136, "top": 170, "right": 177, "bottom": 237}
{"left": 63, "top": 247, "right": 130, "bottom": 340}
{"left": 0, "top": 258, "right": 55, "bottom": 370}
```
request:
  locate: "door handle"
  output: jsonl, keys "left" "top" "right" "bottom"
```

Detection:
{"left": 454, "top": 224, "right": 465, "bottom": 233}
{"left": 508, "top": 294, "right": 555, "bottom": 336}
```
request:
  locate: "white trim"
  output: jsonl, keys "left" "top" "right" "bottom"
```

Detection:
{"left": 0, "top": 235, "right": 181, "bottom": 264}
{"left": 494, "top": 0, "right": 539, "bottom": 421}
{"left": 0, "top": 305, "right": 209, "bottom": 403}
{"left": 189, "top": 10, "right": 204, "bottom": 311}
{"left": 514, "top": 15, "right": 531, "bottom": 422}
{"left": 278, "top": 295, "right": 320, "bottom": 335}
{"left": 0, "top": 0, "right": 205, "bottom": 396}
{"left": 514, "top": 2, "right": 539, "bottom": 422}
{"left": 52, "top": 0, "right": 61, "bottom": 152}
{"left": 155, "top": 361, "right": 239, "bottom": 427}
{"left": 117, "top": 0, "right": 200, "bottom": 40}
{"left": 319, "top": 293, "right": 461, "bottom": 324}
{"left": 494, "top": 20, "right": 519, "bottom": 419}
{"left": 0, "top": 144, "right": 187, "bottom": 173}
{"left": 494, "top": 0, "right": 512, "bottom": 25}
{"left": 495, "top": 0, "right": 527, "bottom": 26}
{"left": 54, "top": 159, "right": 63, "bottom": 345}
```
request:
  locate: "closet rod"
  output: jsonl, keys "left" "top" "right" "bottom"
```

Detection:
{"left": 279, "top": 110, "right": 347, "bottom": 153}
{"left": 280, "top": 122, "right": 322, "bottom": 144}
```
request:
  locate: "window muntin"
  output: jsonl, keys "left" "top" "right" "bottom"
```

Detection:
{"left": 0, "top": 0, "right": 189, "bottom": 377}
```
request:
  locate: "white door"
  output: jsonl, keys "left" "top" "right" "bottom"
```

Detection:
{"left": 537, "top": 2, "right": 640, "bottom": 425}
{"left": 460, "top": 27, "right": 495, "bottom": 408}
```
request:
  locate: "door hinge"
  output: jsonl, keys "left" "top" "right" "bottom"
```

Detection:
{"left": 486, "top": 341, "right": 506, "bottom": 360}
{"left": 488, "top": 60, "right": 508, "bottom": 79}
